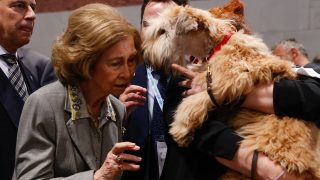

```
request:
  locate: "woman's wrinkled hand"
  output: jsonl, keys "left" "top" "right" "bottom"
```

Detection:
{"left": 94, "top": 142, "right": 141, "bottom": 180}
{"left": 119, "top": 85, "right": 146, "bottom": 116}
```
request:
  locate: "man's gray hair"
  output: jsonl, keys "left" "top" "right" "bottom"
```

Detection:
{"left": 273, "top": 38, "right": 309, "bottom": 58}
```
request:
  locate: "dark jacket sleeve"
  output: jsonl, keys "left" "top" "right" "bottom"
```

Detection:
{"left": 274, "top": 76, "right": 320, "bottom": 127}
{"left": 162, "top": 77, "right": 242, "bottom": 180}
{"left": 192, "top": 110, "right": 243, "bottom": 160}
{"left": 165, "top": 76, "right": 242, "bottom": 161}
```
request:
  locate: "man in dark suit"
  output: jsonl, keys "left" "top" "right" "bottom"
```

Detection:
{"left": 120, "top": 1, "right": 187, "bottom": 180}
{"left": 0, "top": 0, "right": 56, "bottom": 179}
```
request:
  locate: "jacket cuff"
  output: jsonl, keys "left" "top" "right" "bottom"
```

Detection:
{"left": 273, "top": 79, "right": 302, "bottom": 118}
{"left": 192, "top": 117, "right": 243, "bottom": 161}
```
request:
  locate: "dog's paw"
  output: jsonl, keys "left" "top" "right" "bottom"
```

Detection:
{"left": 170, "top": 92, "right": 212, "bottom": 147}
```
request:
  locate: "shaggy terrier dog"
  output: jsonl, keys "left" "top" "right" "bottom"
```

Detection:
{"left": 142, "top": 4, "right": 320, "bottom": 179}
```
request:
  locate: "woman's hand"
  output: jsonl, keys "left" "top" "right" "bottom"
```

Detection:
{"left": 119, "top": 85, "right": 146, "bottom": 116}
{"left": 94, "top": 142, "right": 141, "bottom": 180}
{"left": 171, "top": 64, "right": 203, "bottom": 97}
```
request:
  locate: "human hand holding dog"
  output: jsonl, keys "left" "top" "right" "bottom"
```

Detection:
{"left": 119, "top": 85, "right": 147, "bottom": 116}
{"left": 171, "top": 64, "right": 203, "bottom": 97}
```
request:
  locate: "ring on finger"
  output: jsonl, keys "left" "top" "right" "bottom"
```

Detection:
{"left": 115, "top": 155, "right": 123, "bottom": 163}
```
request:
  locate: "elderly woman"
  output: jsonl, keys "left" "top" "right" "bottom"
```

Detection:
{"left": 14, "top": 3, "right": 142, "bottom": 180}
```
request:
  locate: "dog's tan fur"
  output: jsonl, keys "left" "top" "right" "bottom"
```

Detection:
{"left": 209, "top": 0, "right": 252, "bottom": 34}
{"left": 143, "top": 4, "right": 320, "bottom": 179}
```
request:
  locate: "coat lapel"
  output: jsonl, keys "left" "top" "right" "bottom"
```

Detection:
{"left": 18, "top": 58, "right": 38, "bottom": 93}
{"left": 64, "top": 93, "right": 97, "bottom": 170}
{"left": 0, "top": 69, "right": 24, "bottom": 127}
{"left": 123, "top": 64, "right": 150, "bottom": 144}
{"left": 163, "top": 76, "right": 187, "bottom": 125}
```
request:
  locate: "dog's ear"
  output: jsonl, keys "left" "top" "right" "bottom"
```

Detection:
{"left": 208, "top": 0, "right": 252, "bottom": 34}
{"left": 209, "top": 0, "right": 244, "bottom": 21}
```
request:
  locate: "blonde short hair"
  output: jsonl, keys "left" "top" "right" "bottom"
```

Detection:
{"left": 52, "top": 3, "right": 142, "bottom": 85}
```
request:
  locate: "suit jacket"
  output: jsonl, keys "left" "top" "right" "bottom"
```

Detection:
{"left": 0, "top": 48, "right": 56, "bottom": 180}
{"left": 122, "top": 64, "right": 160, "bottom": 180}
{"left": 274, "top": 72, "right": 320, "bottom": 127}
{"left": 14, "top": 81, "right": 125, "bottom": 179}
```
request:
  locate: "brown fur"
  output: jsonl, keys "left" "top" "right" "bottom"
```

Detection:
{"left": 142, "top": 3, "right": 320, "bottom": 179}
{"left": 209, "top": 0, "right": 252, "bottom": 34}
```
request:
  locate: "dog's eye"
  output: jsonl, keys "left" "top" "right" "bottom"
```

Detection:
{"left": 158, "top": 29, "right": 166, "bottom": 35}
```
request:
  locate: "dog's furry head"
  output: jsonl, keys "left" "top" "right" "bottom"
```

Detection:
{"left": 142, "top": 5, "right": 235, "bottom": 75}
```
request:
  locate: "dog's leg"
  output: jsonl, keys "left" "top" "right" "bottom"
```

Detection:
{"left": 235, "top": 113, "right": 319, "bottom": 177}
{"left": 210, "top": 60, "right": 254, "bottom": 104}
{"left": 170, "top": 91, "right": 213, "bottom": 147}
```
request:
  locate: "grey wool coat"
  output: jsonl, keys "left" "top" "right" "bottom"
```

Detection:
{"left": 13, "top": 81, "right": 125, "bottom": 180}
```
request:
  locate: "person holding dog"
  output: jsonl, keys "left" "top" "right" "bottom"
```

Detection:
{"left": 120, "top": 0, "right": 312, "bottom": 179}
{"left": 170, "top": 63, "right": 315, "bottom": 180}
{"left": 14, "top": 3, "right": 142, "bottom": 179}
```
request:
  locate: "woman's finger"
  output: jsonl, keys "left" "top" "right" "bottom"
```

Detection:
{"left": 118, "top": 153, "right": 142, "bottom": 163}
{"left": 119, "top": 162, "right": 140, "bottom": 171}
{"left": 123, "top": 85, "right": 147, "bottom": 95}
{"left": 111, "top": 142, "right": 140, "bottom": 155}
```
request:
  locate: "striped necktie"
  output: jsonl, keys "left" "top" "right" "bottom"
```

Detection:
{"left": 1, "top": 54, "right": 29, "bottom": 101}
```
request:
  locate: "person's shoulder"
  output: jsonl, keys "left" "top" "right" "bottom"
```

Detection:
{"left": 18, "top": 47, "right": 50, "bottom": 64}
{"left": 304, "top": 62, "right": 320, "bottom": 74}
{"left": 30, "top": 81, "right": 65, "bottom": 98}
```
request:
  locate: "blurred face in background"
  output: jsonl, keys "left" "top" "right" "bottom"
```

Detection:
{"left": 273, "top": 45, "right": 293, "bottom": 62}
{"left": 140, "top": 1, "right": 176, "bottom": 41}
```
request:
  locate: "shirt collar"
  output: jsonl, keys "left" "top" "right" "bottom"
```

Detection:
{"left": 0, "top": 45, "right": 18, "bottom": 57}
{"left": 67, "top": 85, "right": 116, "bottom": 122}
